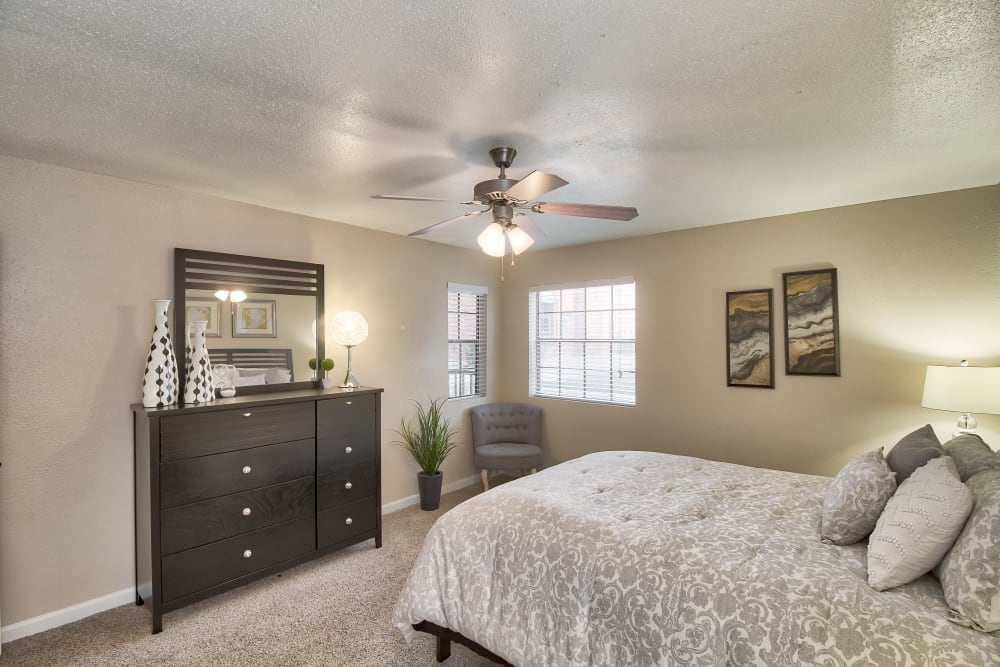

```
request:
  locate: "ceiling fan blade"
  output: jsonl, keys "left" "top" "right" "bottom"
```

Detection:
{"left": 408, "top": 209, "right": 488, "bottom": 237}
{"left": 372, "top": 194, "right": 466, "bottom": 203}
{"left": 513, "top": 212, "right": 546, "bottom": 239}
{"left": 505, "top": 171, "right": 569, "bottom": 202}
{"left": 532, "top": 201, "right": 638, "bottom": 221}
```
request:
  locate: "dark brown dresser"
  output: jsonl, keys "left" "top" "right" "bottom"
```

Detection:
{"left": 133, "top": 386, "right": 382, "bottom": 633}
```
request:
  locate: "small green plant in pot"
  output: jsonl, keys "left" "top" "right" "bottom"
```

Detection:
{"left": 309, "top": 357, "right": 336, "bottom": 388}
{"left": 393, "top": 397, "right": 458, "bottom": 510}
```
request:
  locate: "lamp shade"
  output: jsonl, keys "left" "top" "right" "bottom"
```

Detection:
{"left": 477, "top": 223, "right": 506, "bottom": 257}
{"left": 921, "top": 365, "right": 1000, "bottom": 414}
{"left": 506, "top": 225, "right": 535, "bottom": 255}
{"left": 331, "top": 311, "right": 368, "bottom": 346}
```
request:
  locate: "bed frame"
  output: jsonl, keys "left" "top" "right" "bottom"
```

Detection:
{"left": 414, "top": 621, "right": 512, "bottom": 665}
{"left": 207, "top": 348, "right": 294, "bottom": 381}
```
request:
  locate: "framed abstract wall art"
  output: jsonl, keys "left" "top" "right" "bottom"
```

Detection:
{"left": 725, "top": 288, "right": 774, "bottom": 388}
{"left": 233, "top": 299, "right": 277, "bottom": 338}
{"left": 185, "top": 297, "right": 222, "bottom": 337}
{"left": 783, "top": 268, "right": 840, "bottom": 376}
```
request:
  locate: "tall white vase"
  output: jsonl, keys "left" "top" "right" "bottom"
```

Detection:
{"left": 141, "top": 299, "right": 179, "bottom": 408}
{"left": 183, "top": 320, "right": 215, "bottom": 404}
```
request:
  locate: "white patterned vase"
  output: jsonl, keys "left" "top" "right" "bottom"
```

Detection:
{"left": 183, "top": 320, "right": 215, "bottom": 404}
{"left": 141, "top": 299, "right": 179, "bottom": 408}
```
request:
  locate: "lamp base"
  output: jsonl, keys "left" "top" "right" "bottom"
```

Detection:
{"left": 340, "top": 345, "right": 360, "bottom": 388}
{"left": 957, "top": 412, "right": 978, "bottom": 434}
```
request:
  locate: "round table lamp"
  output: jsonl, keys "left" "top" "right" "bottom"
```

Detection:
{"left": 331, "top": 311, "right": 368, "bottom": 388}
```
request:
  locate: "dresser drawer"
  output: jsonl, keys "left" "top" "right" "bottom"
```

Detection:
{"left": 160, "top": 402, "right": 315, "bottom": 461}
{"left": 161, "top": 516, "right": 315, "bottom": 602}
{"left": 160, "top": 438, "right": 314, "bottom": 508}
{"left": 161, "top": 477, "right": 315, "bottom": 555}
{"left": 317, "top": 497, "right": 377, "bottom": 549}
{"left": 317, "top": 464, "right": 376, "bottom": 512}
{"left": 317, "top": 394, "right": 375, "bottom": 437}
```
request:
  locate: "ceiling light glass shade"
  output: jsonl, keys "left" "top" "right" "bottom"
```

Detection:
{"left": 506, "top": 226, "right": 535, "bottom": 254}
{"left": 922, "top": 363, "right": 1000, "bottom": 433}
{"left": 214, "top": 290, "right": 230, "bottom": 301}
{"left": 331, "top": 311, "right": 369, "bottom": 346}
{"left": 229, "top": 290, "right": 247, "bottom": 303}
{"left": 477, "top": 223, "right": 506, "bottom": 257}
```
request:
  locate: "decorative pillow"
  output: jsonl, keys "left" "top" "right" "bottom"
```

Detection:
{"left": 238, "top": 367, "right": 268, "bottom": 377}
{"left": 943, "top": 434, "right": 1000, "bottom": 482}
{"left": 867, "top": 456, "right": 973, "bottom": 591}
{"left": 821, "top": 448, "right": 897, "bottom": 545}
{"left": 935, "top": 468, "right": 1000, "bottom": 632}
{"left": 885, "top": 424, "right": 943, "bottom": 483}
{"left": 265, "top": 367, "right": 292, "bottom": 384}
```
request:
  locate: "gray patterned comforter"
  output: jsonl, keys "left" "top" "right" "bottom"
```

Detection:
{"left": 392, "top": 451, "right": 999, "bottom": 666}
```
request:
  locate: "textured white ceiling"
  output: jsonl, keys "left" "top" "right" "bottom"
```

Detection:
{"left": 1, "top": 1, "right": 998, "bottom": 250}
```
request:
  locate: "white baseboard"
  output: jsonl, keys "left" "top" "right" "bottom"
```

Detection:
{"left": 1, "top": 475, "right": 482, "bottom": 644}
{"left": 1, "top": 587, "right": 135, "bottom": 644}
{"left": 381, "top": 473, "right": 480, "bottom": 515}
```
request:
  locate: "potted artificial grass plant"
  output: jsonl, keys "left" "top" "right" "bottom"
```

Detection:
{"left": 393, "top": 397, "right": 458, "bottom": 510}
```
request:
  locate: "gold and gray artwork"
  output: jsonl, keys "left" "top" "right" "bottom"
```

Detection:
{"left": 727, "top": 290, "right": 772, "bottom": 386}
{"left": 784, "top": 270, "right": 839, "bottom": 374}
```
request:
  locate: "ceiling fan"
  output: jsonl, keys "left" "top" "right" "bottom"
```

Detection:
{"left": 371, "top": 147, "right": 638, "bottom": 257}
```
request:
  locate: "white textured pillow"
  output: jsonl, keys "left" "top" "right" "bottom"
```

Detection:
{"left": 821, "top": 448, "right": 897, "bottom": 545}
{"left": 935, "top": 469, "right": 1000, "bottom": 632}
{"left": 867, "top": 456, "right": 973, "bottom": 591}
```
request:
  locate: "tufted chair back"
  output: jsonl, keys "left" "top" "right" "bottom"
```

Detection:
{"left": 470, "top": 403, "right": 542, "bottom": 449}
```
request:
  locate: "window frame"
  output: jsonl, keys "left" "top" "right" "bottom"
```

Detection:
{"left": 528, "top": 277, "right": 636, "bottom": 406}
{"left": 447, "top": 282, "right": 487, "bottom": 400}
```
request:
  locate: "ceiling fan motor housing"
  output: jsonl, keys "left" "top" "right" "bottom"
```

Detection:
{"left": 474, "top": 178, "right": 519, "bottom": 203}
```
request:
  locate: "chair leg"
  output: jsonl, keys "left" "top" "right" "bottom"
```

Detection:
{"left": 481, "top": 469, "right": 490, "bottom": 491}
{"left": 530, "top": 468, "right": 537, "bottom": 474}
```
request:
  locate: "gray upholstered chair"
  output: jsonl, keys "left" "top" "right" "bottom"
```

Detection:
{"left": 470, "top": 403, "right": 543, "bottom": 490}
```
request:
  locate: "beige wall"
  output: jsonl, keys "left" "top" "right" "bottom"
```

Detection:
{"left": 499, "top": 185, "right": 1000, "bottom": 476}
{"left": 0, "top": 156, "right": 500, "bottom": 626}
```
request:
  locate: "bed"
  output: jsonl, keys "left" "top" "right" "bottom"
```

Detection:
{"left": 208, "top": 348, "right": 294, "bottom": 386}
{"left": 392, "top": 450, "right": 999, "bottom": 666}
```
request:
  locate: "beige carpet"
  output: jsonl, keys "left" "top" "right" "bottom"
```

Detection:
{"left": 2, "top": 484, "right": 501, "bottom": 666}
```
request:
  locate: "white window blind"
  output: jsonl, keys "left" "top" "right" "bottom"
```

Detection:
{"left": 529, "top": 278, "right": 636, "bottom": 406}
{"left": 448, "top": 283, "right": 487, "bottom": 399}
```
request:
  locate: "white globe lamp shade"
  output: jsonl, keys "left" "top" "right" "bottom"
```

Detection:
{"left": 506, "top": 226, "right": 534, "bottom": 255}
{"left": 477, "top": 223, "right": 506, "bottom": 257}
{"left": 332, "top": 311, "right": 369, "bottom": 347}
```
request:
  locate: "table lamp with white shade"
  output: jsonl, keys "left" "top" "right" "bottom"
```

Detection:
{"left": 921, "top": 360, "right": 1000, "bottom": 435}
{"left": 331, "top": 311, "right": 368, "bottom": 388}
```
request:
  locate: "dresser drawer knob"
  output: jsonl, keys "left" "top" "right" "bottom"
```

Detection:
{"left": 243, "top": 549, "right": 253, "bottom": 559}
{"left": 242, "top": 412, "right": 253, "bottom": 417}
{"left": 242, "top": 507, "right": 252, "bottom": 517}
{"left": 345, "top": 400, "right": 352, "bottom": 406}
{"left": 242, "top": 465, "right": 252, "bottom": 475}
{"left": 345, "top": 517, "right": 353, "bottom": 526}
{"left": 344, "top": 446, "right": 353, "bottom": 454}
{"left": 344, "top": 481, "right": 353, "bottom": 490}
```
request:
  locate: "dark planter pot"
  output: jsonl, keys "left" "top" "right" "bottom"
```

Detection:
{"left": 417, "top": 471, "right": 444, "bottom": 511}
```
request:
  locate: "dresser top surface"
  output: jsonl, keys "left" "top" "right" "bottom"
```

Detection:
{"left": 132, "top": 386, "right": 383, "bottom": 416}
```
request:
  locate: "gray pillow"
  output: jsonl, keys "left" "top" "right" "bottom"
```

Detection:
{"left": 868, "top": 456, "right": 973, "bottom": 591}
{"left": 943, "top": 434, "right": 1000, "bottom": 482}
{"left": 886, "top": 424, "right": 943, "bottom": 483}
{"left": 935, "top": 468, "right": 1000, "bottom": 632}
{"left": 821, "top": 448, "right": 897, "bottom": 545}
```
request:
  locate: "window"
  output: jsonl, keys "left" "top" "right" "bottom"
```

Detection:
{"left": 529, "top": 278, "right": 636, "bottom": 405}
{"left": 448, "top": 283, "right": 487, "bottom": 398}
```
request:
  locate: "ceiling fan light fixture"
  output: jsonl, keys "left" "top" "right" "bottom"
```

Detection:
{"left": 506, "top": 225, "right": 534, "bottom": 255}
{"left": 477, "top": 222, "right": 506, "bottom": 257}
